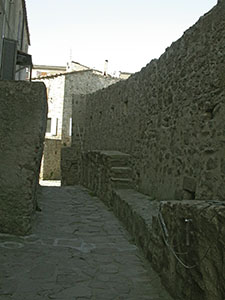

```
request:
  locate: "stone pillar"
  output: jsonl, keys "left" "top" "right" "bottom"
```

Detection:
{"left": 0, "top": 81, "right": 47, "bottom": 235}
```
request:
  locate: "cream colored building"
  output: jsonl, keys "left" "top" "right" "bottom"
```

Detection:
{"left": 34, "top": 67, "right": 119, "bottom": 144}
{"left": 34, "top": 63, "right": 120, "bottom": 180}
{"left": 32, "top": 65, "right": 67, "bottom": 78}
{"left": 119, "top": 71, "right": 132, "bottom": 80}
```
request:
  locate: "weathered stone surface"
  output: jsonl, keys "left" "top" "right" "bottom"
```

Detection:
{"left": 63, "top": 3, "right": 225, "bottom": 299}
{"left": 0, "top": 81, "right": 47, "bottom": 235}
{"left": 0, "top": 183, "right": 173, "bottom": 300}
{"left": 151, "top": 201, "right": 225, "bottom": 300}
{"left": 183, "top": 176, "right": 196, "bottom": 193}
{"left": 80, "top": 151, "right": 224, "bottom": 299}
{"left": 74, "top": 1, "right": 225, "bottom": 201}
{"left": 110, "top": 190, "right": 225, "bottom": 300}
{"left": 62, "top": 70, "right": 119, "bottom": 146}
{"left": 80, "top": 150, "right": 133, "bottom": 205}
{"left": 61, "top": 146, "right": 80, "bottom": 185}
{"left": 73, "top": 149, "right": 225, "bottom": 300}
{"left": 40, "top": 138, "right": 61, "bottom": 180}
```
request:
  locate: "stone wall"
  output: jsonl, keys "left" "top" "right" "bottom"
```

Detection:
{"left": 40, "top": 139, "right": 61, "bottom": 180}
{"left": 61, "top": 146, "right": 80, "bottom": 185}
{"left": 74, "top": 148, "right": 225, "bottom": 300}
{"left": 78, "top": 1, "right": 225, "bottom": 201}
{"left": 0, "top": 81, "right": 47, "bottom": 235}
{"left": 150, "top": 200, "right": 225, "bottom": 300}
{"left": 62, "top": 70, "right": 119, "bottom": 146}
{"left": 65, "top": 2, "right": 225, "bottom": 299}
{"left": 80, "top": 150, "right": 133, "bottom": 203}
{"left": 110, "top": 190, "right": 225, "bottom": 300}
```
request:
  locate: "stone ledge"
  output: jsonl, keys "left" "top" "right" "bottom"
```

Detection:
{"left": 111, "top": 189, "right": 225, "bottom": 300}
{"left": 111, "top": 189, "right": 160, "bottom": 261}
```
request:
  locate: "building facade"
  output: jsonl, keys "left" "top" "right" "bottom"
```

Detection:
{"left": 32, "top": 65, "right": 67, "bottom": 79}
{"left": 0, "top": 0, "right": 31, "bottom": 80}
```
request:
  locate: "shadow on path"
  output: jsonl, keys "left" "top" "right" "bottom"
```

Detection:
{"left": 0, "top": 182, "right": 173, "bottom": 300}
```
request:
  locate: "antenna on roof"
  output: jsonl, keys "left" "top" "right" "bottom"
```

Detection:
{"left": 69, "top": 48, "right": 73, "bottom": 62}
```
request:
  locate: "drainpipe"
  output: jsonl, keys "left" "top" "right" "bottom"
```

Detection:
{"left": 1, "top": 0, "right": 6, "bottom": 38}
{"left": 20, "top": 6, "right": 24, "bottom": 50}
{"left": 18, "top": 3, "right": 25, "bottom": 80}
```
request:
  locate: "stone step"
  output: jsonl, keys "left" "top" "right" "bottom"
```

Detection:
{"left": 111, "top": 167, "right": 132, "bottom": 179}
{"left": 111, "top": 177, "right": 134, "bottom": 189}
{"left": 101, "top": 151, "right": 131, "bottom": 167}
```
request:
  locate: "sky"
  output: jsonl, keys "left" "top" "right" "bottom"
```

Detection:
{"left": 26, "top": 0, "right": 217, "bottom": 75}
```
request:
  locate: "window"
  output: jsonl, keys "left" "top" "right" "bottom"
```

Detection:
{"left": 46, "top": 118, "right": 51, "bottom": 133}
{"left": 69, "top": 117, "right": 72, "bottom": 136}
{"left": 51, "top": 118, "right": 58, "bottom": 136}
{"left": 55, "top": 118, "right": 58, "bottom": 136}
{"left": 0, "top": 38, "right": 17, "bottom": 80}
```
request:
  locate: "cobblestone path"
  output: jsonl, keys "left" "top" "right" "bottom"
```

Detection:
{"left": 0, "top": 182, "right": 173, "bottom": 300}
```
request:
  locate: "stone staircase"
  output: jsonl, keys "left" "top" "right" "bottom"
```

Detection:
{"left": 111, "top": 167, "right": 133, "bottom": 189}
{"left": 81, "top": 150, "right": 134, "bottom": 205}
{"left": 102, "top": 151, "right": 134, "bottom": 189}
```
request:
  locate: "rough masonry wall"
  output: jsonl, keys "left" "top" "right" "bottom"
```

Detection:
{"left": 0, "top": 81, "right": 47, "bottom": 235}
{"left": 81, "top": 2, "right": 225, "bottom": 201}
{"left": 61, "top": 146, "right": 80, "bottom": 185}
{"left": 151, "top": 201, "right": 225, "bottom": 300}
{"left": 110, "top": 190, "right": 225, "bottom": 300}
{"left": 62, "top": 70, "right": 119, "bottom": 146}
{"left": 60, "top": 72, "right": 119, "bottom": 185}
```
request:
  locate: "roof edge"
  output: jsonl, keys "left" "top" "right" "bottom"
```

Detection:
{"left": 22, "top": 0, "right": 30, "bottom": 45}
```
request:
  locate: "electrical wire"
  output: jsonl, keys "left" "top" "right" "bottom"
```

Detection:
{"left": 157, "top": 203, "right": 220, "bottom": 270}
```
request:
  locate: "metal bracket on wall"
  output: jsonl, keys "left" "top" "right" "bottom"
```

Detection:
{"left": 16, "top": 50, "right": 33, "bottom": 81}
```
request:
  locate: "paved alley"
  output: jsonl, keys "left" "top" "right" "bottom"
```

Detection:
{"left": 0, "top": 182, "right": 173, "bottom": 300}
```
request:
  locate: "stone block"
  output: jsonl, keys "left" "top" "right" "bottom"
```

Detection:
{"left": 183, "top": 176, "right": 196, "bottom": 193}
{"left": 0, "top": 81, "right": 47, "bottom": 235}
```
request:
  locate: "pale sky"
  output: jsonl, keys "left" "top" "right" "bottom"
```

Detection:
{"left": 26, "top": 0, "right": 217, "bottom": 74}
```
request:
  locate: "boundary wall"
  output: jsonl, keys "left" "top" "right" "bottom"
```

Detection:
{"left": 78, "top": 1, "right": 225, "bottom": 201}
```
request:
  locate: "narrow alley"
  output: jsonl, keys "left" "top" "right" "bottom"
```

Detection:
{"left": 0, "top": 182, "right": 173, "bottom": 300}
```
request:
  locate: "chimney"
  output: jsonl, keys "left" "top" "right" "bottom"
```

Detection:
{"left": 103, "top": 60, "right": 108, "bottom": 76}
